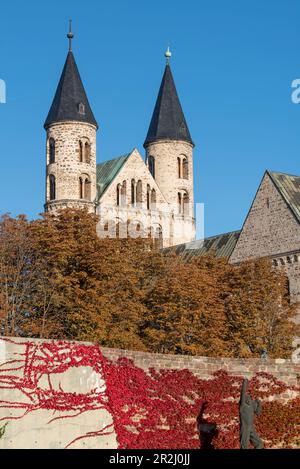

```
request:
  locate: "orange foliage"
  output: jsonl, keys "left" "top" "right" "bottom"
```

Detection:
{"left": 0, "top": 209, "right": 298, "bottom": 358}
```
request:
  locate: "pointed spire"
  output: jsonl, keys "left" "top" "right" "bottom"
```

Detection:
{"left": 44, "top": 23, "right": 98, "bottom": 129}
{"left": 144, "top": 50, "right": 193, "bottom": 147}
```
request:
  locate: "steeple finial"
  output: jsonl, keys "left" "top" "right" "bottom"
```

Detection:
{"left": 165, "top": 46, "right": 171, "bottom": 64}
{"left": 67, "top": 19, "right": 74, "bottom": 51}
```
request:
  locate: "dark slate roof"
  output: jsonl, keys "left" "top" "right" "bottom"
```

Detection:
{"left": 268, "top": 171, "right": 300, "bottom": 223}
{"left": 44, "top": 51, "right": 98, "bottom": 129}
{"left": 144, "top": 64, "right": 193, "bottom": 147}
{"left": 96, "top": 153, "right": 131, "bottom": 200}
{"left": 164, "top": 230, "right": 240, "bottom": 260}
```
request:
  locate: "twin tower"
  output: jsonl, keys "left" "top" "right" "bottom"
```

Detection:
{"left": 44, "top": 28, "right": 195, "bottom": 246}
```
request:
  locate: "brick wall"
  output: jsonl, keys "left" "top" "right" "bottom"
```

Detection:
{"left": 101, "top": 346, "right": 300, "bottom": 388}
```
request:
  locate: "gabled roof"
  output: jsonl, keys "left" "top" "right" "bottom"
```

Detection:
{"left": 164, "top": 230, "right": 240, "bottom": 260}
{"left": 268, "top": 171, "right": 300, "bottom": 224}
{"left": 44, "top": 51, "right": 98, "bottom": 129}
{"left": 144, "top": 64, "right": 193, "bottom": 147}
{"left": 96, "top": 153, "right": 131, "bottom": 199}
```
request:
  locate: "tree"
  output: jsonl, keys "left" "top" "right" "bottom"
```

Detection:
{"left": 0, "top": 209, "right": 298, "bottom": 358}
{"left": 141, "top": 254, "right": 228, "bottom": 356}
{"left": 221, "top": 257, "right": 300, "bottom": 358}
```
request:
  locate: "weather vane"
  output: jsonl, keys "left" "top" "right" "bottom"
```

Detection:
{"left": 165, "top": 46, "right": 171, "bottom": 64}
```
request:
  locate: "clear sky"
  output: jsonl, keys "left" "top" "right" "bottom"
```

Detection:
{"left": 1, "top": 0, "right": 300, "bottom": 238}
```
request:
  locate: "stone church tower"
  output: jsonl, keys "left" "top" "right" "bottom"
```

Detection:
{"left": 44, "top": 24, "right": 98, "bottom": 212}
{"left": 144, "top": 49, "right": 195, "bottom": 242}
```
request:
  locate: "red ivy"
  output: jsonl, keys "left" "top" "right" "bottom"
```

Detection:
{"left": 0, "top": 338, "right": 299, "bottom": 449}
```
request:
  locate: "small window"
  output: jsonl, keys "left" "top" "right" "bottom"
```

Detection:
{"left": 116, "top": 184, "right": 121, "bottom": 206}
{"left": 49, "top": 175, "right": 56, "bottom": 200}
{"left": 178, "top": 192, "right": 182, "bottom": 214}
{"left": 182, "top": 158, "right": 189, "bottom": 179}
{"left": 121, "top": 181, "right": 127, "bottom": 206}
{"left": 131, "top": 179, "right": 135, "bottom": 205}
{"left": 79, "top": 141, "right": 83, "bottom": 162}
{"left": 78, "top": 103, "right": 85, "bottom": 115}
{"left": 84, "top": 177, "right": 91, "bottom": 200}
{"left": 49, "top": 138, "right": 55, "bottom": 164}
{"left": 148, "top": 156, "right": 155, "bottom": 179}
{"left": 85, "top": 142, "right": 91, "bottom": 163}
{"left": 151, "top": 188, "right": 156, "bottom": 208}
{"left": 183, "top": 192, "right": 189, "bottom": 215}
{"left": 79, "top": 177, "right": 83, "bottom": 199}
{"left": 147, "top": 184, "right": 151, "bottom": 210}
{"left": 177, "top": 157, "right": 181, "bottom": 178}
{"left": 136, "top": 180, "right": 142, "bottom": 205}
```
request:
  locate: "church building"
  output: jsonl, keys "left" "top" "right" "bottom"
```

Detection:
{"left": 44, "top": 26, "right": 195, "bottom": 248}
{"left": 43, "top": 26, "right": 300, "bottom": 318}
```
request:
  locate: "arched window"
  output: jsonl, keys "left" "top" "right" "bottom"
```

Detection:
{"left": 79, "top": 175, "right": 91, "bottom": 200}
{"left": 178, "top": 192, "right": 182, "bottom": 214}
{"left": 84, "top": 142, "right": 91, "bottom": 163}
{"left": 78, "top": 102, "right": 85, "bottom": 115}
{"left": 79, "top": 138, "right": 91, "bottom": 163}
{"left": 79, "top": 177, "right": 83, "bottom": 199}
{"left": 151, "top": 188, "right": 156, "bottom": 208}
{"left": 182, "top": 157, "right": 189, "bottom": 179}
{"left": 148, "top": 156, "right": 155, "bottom": 179}
{"left": 183, "top": 191, "right": 189, "bottom": 215}
{"left": 84, "top": 177, "right": 91, "bottom": 201}
{"left": 79, "top": 141, "right": 83, "bottom": 162}
{"left": 116, "top": 183, "right": 121, "bottom": 206}
{"left": 49, "top": 175, "right": 56, "bottom": 200}
{"left": 131, "top": 179, "right": 135, "bottom": 205}
{"left": 49, "top": 138, "right": 55, "bottom": 164}
{"left": 136, "top": 180, "right": 142, "bottom": 205}
{"left": 147, "top": 184, "right": 151, "bottom": 210}
{"left": 121, "top": 180, "right": 127, "bottom": 206}
{"left": 177, "top": 157, "right": 181, "bottom": 178}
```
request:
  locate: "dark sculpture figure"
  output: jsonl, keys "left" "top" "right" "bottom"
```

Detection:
{"left": 197, "top": 401, "right": 217, "bottom": 449}
{"left": 239, "top": 378, "right": 264, "bottom": 449}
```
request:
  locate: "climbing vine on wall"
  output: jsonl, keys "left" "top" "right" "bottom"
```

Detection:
{"left": 102, "top": 357, "right": 300, "bottom": 449}
{"left": 0, "top": 338, "right": 299, "bottom": 449}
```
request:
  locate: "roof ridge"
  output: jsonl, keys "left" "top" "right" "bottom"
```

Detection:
{"left": 267, "top": 170, "right": 300, "bottom": 178}
{"left": 97, "top": 153, "right": 131, "bottom": 167}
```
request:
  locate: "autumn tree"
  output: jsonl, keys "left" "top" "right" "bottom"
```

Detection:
{"left": 221, "top": 257, "right": 300, "bottom": 358}
{"left": 0, "top": 214, "right": 36, "bottom": 336}
{"left": 141, "top": 254, "right": 229, "bottom": 356}
{"left": 0, "top": 209, "right": 298, "bottom": 358}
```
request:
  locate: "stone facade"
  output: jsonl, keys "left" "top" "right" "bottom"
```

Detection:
{"left": 230, "top": 172, "right": 300, "bottom": 319}
{"left": 144, "top": 139, "right": 195, "bottom": 246}
{"left": 45, "top": 121, "right": 97, "bottom": 213}
{"left": 230, "top": 173, "right": 300, "bottom": 262}
{"left": 96, "top": 148, "right": 195, "bottom": 247}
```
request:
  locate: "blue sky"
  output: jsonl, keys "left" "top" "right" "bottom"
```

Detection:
{"left": 0, "top": 0, "right": 300, "bottom": 238}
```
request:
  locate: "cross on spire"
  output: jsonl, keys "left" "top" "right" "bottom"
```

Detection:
{"left": 67, "top": 19, "right": 74, "bottom": 51}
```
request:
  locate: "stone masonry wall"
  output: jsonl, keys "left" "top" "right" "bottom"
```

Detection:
{"left": 230, "top": 173, "right": 300, "bottom": 262}
{"left": 101, "top": 347, "right": 300, "bottom": 389}
{"left": 45, "top": 121, "right": 97, "bottom": 212}
{"left": 145, "top": 139, "right": 194, "bottom": 209}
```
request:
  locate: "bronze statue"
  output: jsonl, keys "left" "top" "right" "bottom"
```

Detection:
{"left": 239, "top": 378, "right": 263, "bottom": 449}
